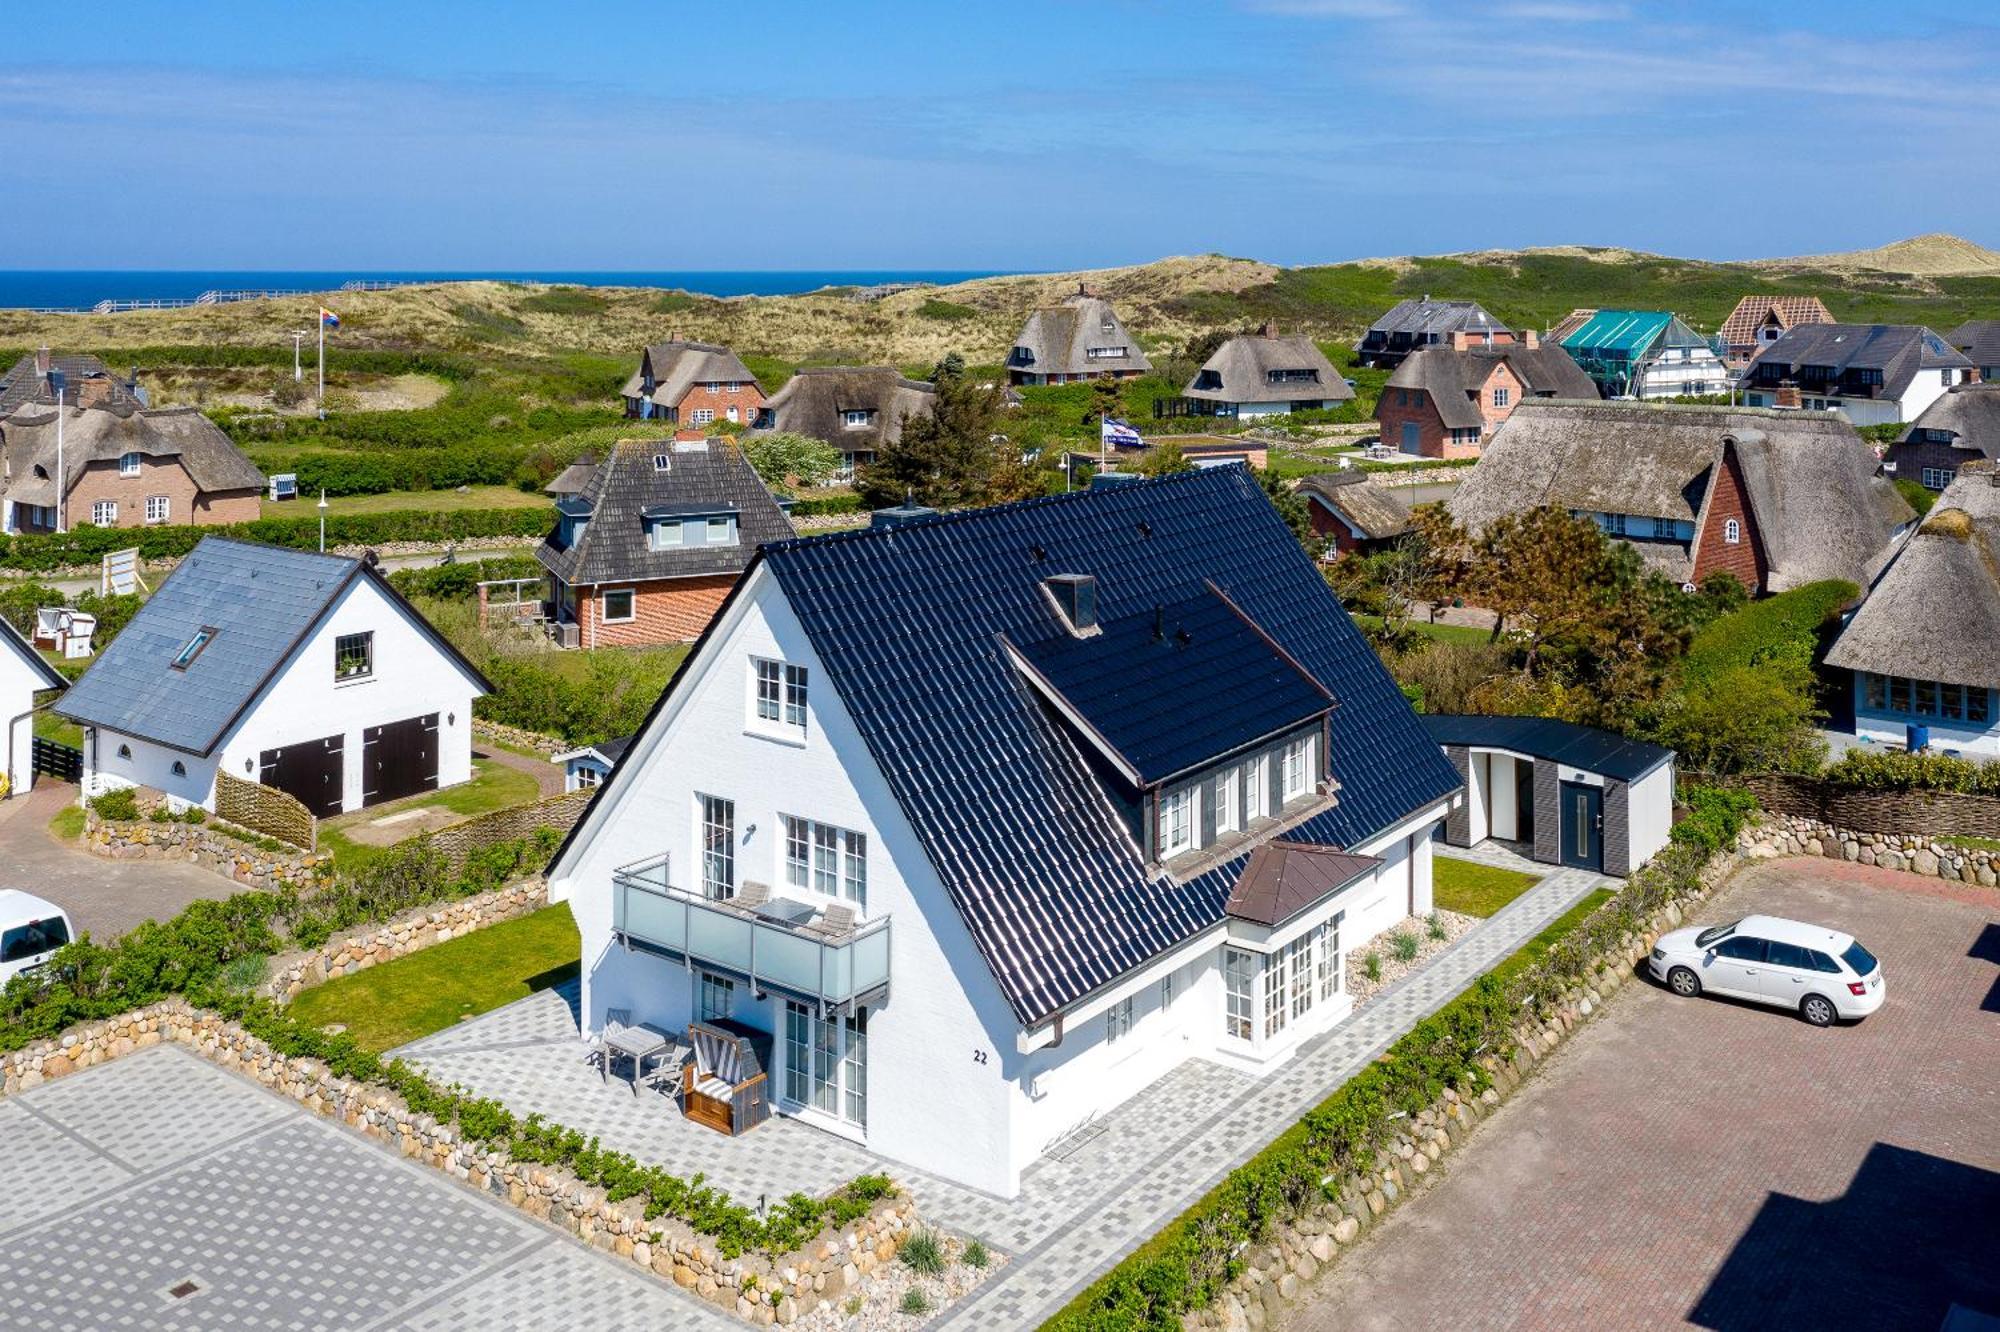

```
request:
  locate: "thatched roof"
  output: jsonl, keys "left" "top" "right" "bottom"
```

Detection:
{"left": 1296, "top": 471, "right": 1411, "bottom": 540}
{"left": 1384, "top": 345, "right": 1598, "bottom": 429}
{"left": 1449, "top": 401, "right": 1913, "bottom": 592}
{"left": 1896, "top": 382, "right": 2000, "bottom": 459}
{"left": 1184, "top": 333, "right": 1352, "bottom": 405}
{"left": 757, "top": 366, "right": 935, "bottom": 450}
{"left": 1948, "top": 319, "right": 2000, "bottom": 371}
{"left": 1827, "top": 466, "right": 2000, "bottom": 690}
{"left": 0, "top": 401, "right": 263, "bottom": 508}
{"left": 1010, "top": 294, "right": 1151, "bottom": 377}
{"left": 620, "top": 340, "right": 759, "bottom": 408}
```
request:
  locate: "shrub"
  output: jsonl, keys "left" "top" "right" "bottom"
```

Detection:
{"left": 789, "top": 493, "right": 865, "bottom": 518}
{"left": 963, "top": 1237, "right": 989, "bottom": 1269}
{"left": 1822, "top": 748, "right": 2000, "bottom": 796}
{"left": 900, "top": 1288, "right": 932, "bottom": 1315}
{"left": 1362, "top": 952, "right": 1383, "bottom": 982}
{"left": 899, "top": 1227, "right": 945, "bottom": 1275}
{"left": 915, "top": 298, "right": 979, "bottom": 321}
{"left": 387, "top": 555, "right": 544, "bottom": 600}
{"left": 1389, "top": 930, "right": 1420, "bottom": 963}
{"left": 90, "top": 788, "right": 139, "bottom": 821}
{"left": 1672, "top": 785, "right": 1758, "bottom": 853}
{"left": 1426, "top": 913, "right": 1448, "bottom": 942}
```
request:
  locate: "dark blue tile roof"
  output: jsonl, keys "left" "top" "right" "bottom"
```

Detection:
{"left": 1012, "top": 587, "right": 1331, "bottom": 786}
{"left": 1420, "top": 714, "right": 1674, "bottom": 782}
{"left": 763, "top": 466, "right": 1462, "bottom": 1025}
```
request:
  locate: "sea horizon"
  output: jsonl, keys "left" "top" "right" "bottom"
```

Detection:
{"left": 0, "top": 269, "right": 1018, "bottom": 311}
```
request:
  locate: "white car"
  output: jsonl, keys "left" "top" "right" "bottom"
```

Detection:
{"left": 1648, "top": 913, "right": 1884, "bottom": 1026}
{"left": 0, "top": 889, "right": 76, "bottom": 988}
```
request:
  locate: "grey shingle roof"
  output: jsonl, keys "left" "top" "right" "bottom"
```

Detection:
{"left": 1743, "top": 323, "right": 1972, "bottom": 400}
{"left": 1183, "top": 333, "right": 1352, "bottom": 406}
{"left": 0, "top": 402, "right": 264, "bottom": 509}
{"left": 1359, "top": 298, "right": 1506, "bottom": 344}
{"left": 620, "top": 341, "right": 760, "bottom": 410}
{"left": 1009, "top": 295, "right": 1151, "bottom": 377}
{"left": 536, "top": 439, "right": 795, "bottom": 587}
{"left": 1384, "top": 345, "right": 1599, "bottom": 429}
{"left": 0, "top": 353, "right": 141, "bottom": 416}
{"left": 1450, "top": 401, "right": 1913, "bottom": 592}
{"left": 544, "top": 453, "right": 600, "bottom": 496}
{"left": 1826, "top": 466, "right": 2000, "bottom": 691}
{"left": 756, "top": 367, "right": 935, "bottom": 450}
{"left": 1947, "top": 319, "right": 2000, "bottom": 373}
{"left": 55, "top": 537, "right": 489, "bottom": 755}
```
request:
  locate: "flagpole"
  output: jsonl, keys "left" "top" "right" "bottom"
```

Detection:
{"left": 317, "top": 316, "right": 325, "bottom": 420}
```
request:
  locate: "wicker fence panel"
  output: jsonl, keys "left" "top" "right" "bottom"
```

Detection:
{"left": 215, "top": 770, "right": 316, "bottom": 850}
{"left": 425, "top": 789, "right": 593, "bottom": 869}
{"left": 1701, "top": 771, "right": 2000, "bottom": 840}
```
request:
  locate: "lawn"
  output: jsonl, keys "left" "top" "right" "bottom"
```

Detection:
{"left": 1351, "top": 614, "right": 1495, "bottom": 646}
{"left": 1940, "top": 833, "right": 2000, "bottom": 854}
{"left": 47, "top": 804, "right": 84, "bottom": 841}
{"left": 318, "top": 757, "right": 544, "bottom": 873}
{"left": 287, "top": 904, "right": 580, "bottom": 1050}
{"left": 1434, "top": 856, "right": 1543, "bottom": 917}
{"left": 1489, "top": 887, "right": 1616, "bottom": 986}
{"left": 261, "top": 484, "right": 549, "bottom": 520}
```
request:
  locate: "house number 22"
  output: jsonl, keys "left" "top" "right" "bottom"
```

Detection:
{"left": 972, "top": 1049, "right": 988, "bottom": 1065}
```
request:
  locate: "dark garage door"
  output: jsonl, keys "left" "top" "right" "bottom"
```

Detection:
{"left": 363, "top": 714, "right": 439, "bottom": 807}
{"left": 259, "top": 734, "right": 345, "bottom": 817}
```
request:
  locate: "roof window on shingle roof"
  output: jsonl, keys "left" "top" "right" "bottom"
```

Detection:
{"left": 170, "top": 627, "right": 216, "bottom": 671}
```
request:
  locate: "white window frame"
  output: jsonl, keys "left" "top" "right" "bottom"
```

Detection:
{"left": 118, "top": 451, "right": 141, "bottom": 477}
{"left": 1723, "top": 517, "right": 1741, "bottom": 545}
{"left": 1105, "top": 996, "right": 1134, "bottom": 1044}
{"left": 600, "top": 587, "right": 636, "bottom": 623}
{"left": 698, "top": 794, "right": 735, "bottom": 899}
{"left": 705, "top": 515, "right": 734, "bottom": 544}
{"left": 841, "top": 409, "right": 873, "bottom": 429}
{"left": 1281, "top": 736, "right": 1314, "bottom": 802}
{"left": 572, "top": 764, "right": 601, "bottom": 790}
{"left": 779, "top": 815, "right": 866, "bottom": 906}
{"left": 1244, "top": 754, "right": 1268, "bottom": 822}
{"left": 690, "top": 407, "right": 715, "bottom": 425}
{"left": 1215, "top": 766, "right": 1240, "bottom": 835}
{"left": 1492, "top": 386, "right": 1509, "bottom": 408}
{"left": 91, "top": 500, "right": 117, "bottom": 526}
{"left": 1158, "top": 784, "right": 1196, "bottom": 859}
{"left": 1224, "top": 948, "right": 1256, "bottom": 1042}
{"left": 1922, "top": 467, "right": 1956, "bottom": 490}
{"left": 145, "top": 495, "right": 170, "bottom": 524}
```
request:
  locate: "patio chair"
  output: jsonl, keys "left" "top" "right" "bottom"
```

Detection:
{"left": 589, "top": 1007, "right": 633, "bottom": 1082}
{"left": 682, "top": 1019, "right": 773, "bottom": 1136}
{"left": 736, "top": 880, "right": 770, "bottom": 910}
{"left": 817, "top": 904, "right": 855, "bottom": 937}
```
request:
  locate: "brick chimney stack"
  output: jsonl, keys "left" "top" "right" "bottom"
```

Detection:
{"left": 1775, "top": 384, "right": 1802, "bottom": 410}
{"left": 35, "top": 345, "right": 50, "bottom": 377}
{"left": 1449, "top": 331, "right": 1468, "bottom": 351}
{"left": 1521, "top": 328, "right": 1539, "bottom": 350}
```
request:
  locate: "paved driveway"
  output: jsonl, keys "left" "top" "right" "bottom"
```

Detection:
{"left": 0, "top": 1043, "right": 732, "bottom": 1331}
{"left": 0, "top": 783, "right": 233, "bottom": 940}
{"left": 1285, "top": 857, "right": 2000, "bottom": 1332}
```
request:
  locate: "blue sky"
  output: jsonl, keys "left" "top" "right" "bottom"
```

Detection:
{"left": 6, "top": 1, "right": 1996, "bottom": 270}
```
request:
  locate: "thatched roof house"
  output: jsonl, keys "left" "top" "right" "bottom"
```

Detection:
{"left": 1006, "top": 290, "right": 1150, "bottom": 384}
{"left": 1448, "top": 401, "right": 1913, "bottom": 594}
{"left": 756, "top": 367, "right": 935, "bottom": 473}
{"left": 0, "top": 399, "right": 264, "bottom": 531}
{"left": 1184, "top": 330, "right": 1352, "bottom": 418}
{"left": 1884, "top": 382, "right": 2000, "bottom": 492}
{"left": 620, "top": 339, "right": 764, "bottom": 424}
{"left": 1297, "top": 471, "right": 1412, "bottom": 554}
{"left": 1826, "top": 465, "right": 2000, "bottom": 749}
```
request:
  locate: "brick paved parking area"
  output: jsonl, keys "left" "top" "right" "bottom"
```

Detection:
{"left": 1285, "top": 857, "right": 2000, "bottom": 1332}
{"left": 0, "top": 1043, "right": 734, "bottom": 1331}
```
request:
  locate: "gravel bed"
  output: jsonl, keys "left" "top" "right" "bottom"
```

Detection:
{"left": 797, "top": 1231, "right": 1005, "bottom": 1329}
{"left": 1344, "top": 908, "right": 1479, "bottom": 1008}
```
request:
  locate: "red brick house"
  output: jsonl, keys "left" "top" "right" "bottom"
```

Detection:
{"left": 0, "top": 394, "right": 263, "bottom": 535}
{"left": 537, "top": 435, "right": 795, "bottom": 648}
{"left": 1446, "top": 401, "right": 1914, "bottom": 595}
{"left": 620, "top": 339, "right": 766, "bottom": 428}
{"left": 1376, "top": 332, "right": 1598, "bottom": 459}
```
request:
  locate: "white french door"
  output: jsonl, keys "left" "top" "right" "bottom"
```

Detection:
{"left": 783, "top": 1001, "right": 867, "bottom": 1129}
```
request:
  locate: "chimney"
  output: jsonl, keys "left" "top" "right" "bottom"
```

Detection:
{"left": 1259, "top": 321, "right": 1278, "bottom": 338}
{"left": 1522, "top": 328, "right": 1539, "bottom": 350}
{"left": 871, "top": 489, "right": 939, "bottom": 530}
{"left": 1774, "top": 384, "right": 1802, "bottom": 410}
{"left": 1450, "top": 330, "right": 1468, "bottom": 352}
{"left": 35, "top": 346, "right": 50, "bottom": 377}
{"left": 77, "top": 377, "right": 113, "bottom": 408}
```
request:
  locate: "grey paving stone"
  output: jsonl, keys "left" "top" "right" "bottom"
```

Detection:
{"left": 393, "top": 1235, "right": 729, "bottom": 1331}
{"left": 21, "top": 1042, "right": 290, "bottom": 1170}
{"left": 0, "top": 1099, "right": 134, "bottom": 1232}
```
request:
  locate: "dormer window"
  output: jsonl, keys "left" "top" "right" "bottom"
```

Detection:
{"left": 1158, "top": 785, "right": 1196, "bottom": 859}
{"left": 653, "top": 453, "right": 671, "bottom": 471}
{"left": 1280, "top": 735, "right": 1315, "bottom": 802}
{"left": 171, "top": 627, "right": 216, "bottom": 670}
{"left": 841, "top": 409, "right": 875, "bottom": 429}
{"left": 118, "top": 451, "right": 142, "bottom": 477}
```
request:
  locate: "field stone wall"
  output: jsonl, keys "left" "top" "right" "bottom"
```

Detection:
{"left": 1741, "top": 812, "right": 1999, "bottom": 885}
{"left": 86, "top": 812, "right": 331, "bottom": 891}
{"left": 264, "top": 878, "right": 550, "bottom": 998}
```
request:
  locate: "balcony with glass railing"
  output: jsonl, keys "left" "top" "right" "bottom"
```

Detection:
{"left": 610, "top": 855, "right": 891, "bottom": 1010}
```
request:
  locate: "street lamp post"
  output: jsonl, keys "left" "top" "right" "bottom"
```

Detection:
{"left": 290, "top": 329, "right": 309, "bottom": 383}
{"left": 318, "top": 489, "right": 329, "bottom": 553}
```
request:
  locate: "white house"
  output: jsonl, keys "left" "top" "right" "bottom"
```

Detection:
{"left": 548, "top": 467, "right": 1463, "bottom": 1198}
{"left": 552, "top": 735, "right": 631, "bottom": 792}
{"left": 1421, "top": 715, "right": 1674, "bottom": 877}
{"left": 57, "top": 537, "right": 490, "bottom": 815}
{"left": 1181, "top": 328, "right": 1354, "bottom": 420}
{"left": 1740, "top": 323, "right": 1975, "bottom": 427}
{"left": 1, "top": 615, "right": 65, "bottom": 798}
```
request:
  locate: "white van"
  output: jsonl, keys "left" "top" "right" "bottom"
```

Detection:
{"left": 0, "top": 890, "right": 76, "bottom": 987}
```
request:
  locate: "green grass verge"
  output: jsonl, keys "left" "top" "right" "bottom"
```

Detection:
{"left": 47, "top": 804, "right": 84, "bottom": 841}
{"left": 1433, "top": 857, "right": 1543, "bottom": 917}
{"left": 287, "top": 904, "right": 580, "bottom": 1051}
{"left": 317, "top": 759, "right": 543, "bottom": 874}
{"left": 1488, "top": 887, "right": 1616, "bottom": 986}
{"left": 1351, "top": 614, "right": 1495, "bottom": 646}
{"left": 1939, "top": 833, "right": 2000, "bottom": 854}
{"left": 261, "top": 485, "right": 548, "bottom": 520}
{"left": 33, "top": 711, "right": 84, "bottom": 748}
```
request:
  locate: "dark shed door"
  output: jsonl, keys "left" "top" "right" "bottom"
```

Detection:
{"left": 362, "top": 714, "right": 439, "bottom": 807}
{"left": 259, "top": 734, "right": 345, "bottom": 817}
{"left": 1559, "top": 780, "right": 1602, "bottom": 873}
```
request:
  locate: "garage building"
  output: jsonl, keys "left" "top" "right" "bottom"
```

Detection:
{"left": 1422, "top": 714, "right": 1675, "bottom": 877}
{"left": 58, "top": 537, "right": 490, "bottom": 817}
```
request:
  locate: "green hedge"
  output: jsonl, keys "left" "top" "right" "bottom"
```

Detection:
{"left": 1044, "top": 792, "right": 1752, "bottom": 1330}
{"left": 387, "top": 556, "right": 544, "bottom": 600}
{"left": 0, "top": 507, "right": 552, "bottom": 572}
{"left": 260, "top": 445, "right": 532, "bottom": 496}
{"left": 1679, "top": 578, "right": 1858, "bottom": 684}
{"left": 1822, "top": 749, "right": 2000, "bottom": 796}
{"left": 789, "top": 493, "right": 865, "bottom": 517}
{"left": 99, "top": 344, "right": 476, "bottom": 380}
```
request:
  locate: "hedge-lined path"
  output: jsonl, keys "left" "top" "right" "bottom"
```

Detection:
{"left": 0, "top": 782, "right": 235, "bottom": 941}
{"left": 937, "top": 864, "right": 1610, "bottom": 1330}
{"left": 0, "top": 1042, "right": 735, "bottom": 1329}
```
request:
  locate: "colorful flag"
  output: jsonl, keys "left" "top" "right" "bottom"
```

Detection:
{"left": 1101, "top": 417, "right": 1142, "bottom": 449}
{"left": 320, "top": 307, "right": 340, "bottom": 327}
